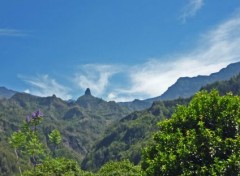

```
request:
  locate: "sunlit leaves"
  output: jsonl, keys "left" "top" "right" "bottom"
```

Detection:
{"left": 97, "top": 160, "right": 142, "bottom": 176}
{"left": 24, "top": 157, "right": 94, "bottom": 176}
{"left": 9, "top": 131, "right": 27, "bottom": 149}
{"left": 142, "top": 90, "right": 240, "bottom": 175}
{"left": 49, "top": 129, "right": 62, "bottom": 146}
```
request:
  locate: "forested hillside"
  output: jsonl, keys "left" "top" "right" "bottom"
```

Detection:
{"left": 82, "top": 73, "right": 240, "bottom": 171}
{"left": 0, "top": 89, "right": 129, "bottom": 175}
{"left": 201, "top": 73, "right": 240, "bottom": 95}
{"left": 1, "top": 73, "right": 240, "bottom": 175}
{"left": 4, "top": 89, "right": 240, "bottom": 175}
{"left": 82, "top": 98, "right": 189, "bottom": 171}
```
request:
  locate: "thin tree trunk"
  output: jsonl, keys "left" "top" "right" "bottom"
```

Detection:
{"left": 14, "top": 148, "right": 22, "bottom": 176}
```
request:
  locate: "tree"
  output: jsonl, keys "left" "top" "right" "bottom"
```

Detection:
{"left": 9, "top": 110, "right": 44, "bottom": 176}
{"left": 142, "top": 90, "right": 240, "bottom": 175}
{"left": 48, "top": 129, "right": 62, "bottom": 157}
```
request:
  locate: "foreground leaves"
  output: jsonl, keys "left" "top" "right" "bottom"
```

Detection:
{"left": 142, "top": 90, "right": 240, "bottom": 175}
{"left": 97, "top": 160, "right": 142, "bottom": 176}
{"left": 24, "top": 157, "right": 93, "bottom": 176}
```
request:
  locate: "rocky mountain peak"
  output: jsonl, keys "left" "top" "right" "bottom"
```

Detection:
{"left": 85, "top": 88, "right": 92, "bottom": 96}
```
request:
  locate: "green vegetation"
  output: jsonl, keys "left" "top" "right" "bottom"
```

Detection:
{"left": 97, "top": 160, "right": 142, "bottom": 176}
{"left": 1, "top": 73, "right": 240, "bottom": 175}
{"left": 0, "top": 91, "right": 129, "bottom": 175}
{"left": 8, "top": 112, "right": 141, "bottom": 175}
{"left": 7, "top": 90, "right": 240, "bottom": 175}
{"left": 23, "top": 157, "right": 93, "bottom": 176}
{"left": 83, "top": 73, "right": 240, "bottom": 171}
{"left": 142, "top": 90, "right": 240, "bottom": 175}
{"left": 82, "top": 98, "right": 188, "bottom": 171}
{"left": 202, "top": 73, "right": 240, "bottom": 95}
{"left": 8, "top": 110, "right": 94, "bottom": 176}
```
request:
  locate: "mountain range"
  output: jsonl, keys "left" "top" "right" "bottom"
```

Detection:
{"left": 0, "top": 61, "right": 240, "bottom": 175}
{"left": 1, "top": 61, "right": 240, "bottom": 109}
{"left": 82, "top": 72, "right": 240, "bottom": 171}
{"left": 0, "top": 88, "right": 129, "bottom": 175}
{"left": 119, "top": 61, "right": 240, "bottom": 111}
{"left": 148, "top": 61, "right": 240, "bottom": 101}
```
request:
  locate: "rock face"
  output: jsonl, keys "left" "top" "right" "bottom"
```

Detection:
{"left": 85, "top": 88, "right": 92, "bottom": 96}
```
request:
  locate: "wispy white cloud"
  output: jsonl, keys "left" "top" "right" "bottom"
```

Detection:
{"left": 20, "top": 74, "right": 72, "bottom": 100}
{"left": 110, "top": 13, "right": 240, "bottom": 101}
{"left": 0, "top": 28, "right": 27, "bottom": 37}
{"left": 17, "top": 13, "right": 240, "bottom": 102}
{"left": 180, "top": 0, "right": 204, "bottom": 22}
{"left": 73, "top": 64, "right": 121, "bottom": 97}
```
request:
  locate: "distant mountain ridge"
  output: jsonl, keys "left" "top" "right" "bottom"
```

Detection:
{"left": 148, "top": 61, "right": 240, "bottom": 101}
{"left": 1, "top": 64, "right": 240, "bottom": 174}
{"left": 119, "top": 61, "right": 240, "bottom": 111}
{"left": 0, "top": 86, "right": 17, "bottom": 99}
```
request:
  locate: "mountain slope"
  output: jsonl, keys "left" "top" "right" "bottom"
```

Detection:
{"left": 201, "top": 73, "right": 240, "bottom": 95}
{"left": 119, "top": 61, "right": 240, "bottom": 111}
{"left": 118, "top": 99, "right": 152, "bottom": 112}
{"left": 76, "top": 89, "right": 129, "bottom": 121}
{"left": 82, "top": 71, "right": 240, "bottom": 171}
{"left": 148, "top": 61, "right": 240, "bottom": 101}
{"left": 82, "top": 98, "right": 189, "bottom": 171}
{"left": 0, "top": 87, "right": 17, "bottom": 99}
{"left": 0, "top": 88, "right": 130, "bottom": 175}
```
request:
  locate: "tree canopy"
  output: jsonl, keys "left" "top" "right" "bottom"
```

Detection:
{"left": 142, "top": 90, "right": 240, "bottom": 175}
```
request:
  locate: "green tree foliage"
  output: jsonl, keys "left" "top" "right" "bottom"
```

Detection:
{"left": 48, "top": 129, "right": 62, "bottom": 157}
{"left": 97, "top": 160, "right": 142, "bottom": 176}
{"left": 24, "top": 157, "right": 93, "bottom": 176}
{"left": 9, "top": 110, "right": 44, "bottom": 175}
{"left": 49, "top": 129, "right": 62, "bottom": 145}
{"left": 142, "top": 90, "right": 240, "bottom": 175}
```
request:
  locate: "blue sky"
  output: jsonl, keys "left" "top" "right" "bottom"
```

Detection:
{"left": 1, "top": 0, "right": 240, "bottom": 101}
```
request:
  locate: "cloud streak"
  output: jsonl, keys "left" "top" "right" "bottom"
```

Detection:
{"left": 110, "top": 13, "right": 240, "bottom": 101}
{"left": 20, "top": 74, "right": 72, "bottom": 100}
{"left": 0, "top": 28, "right": 27, "bottom": 37}
{"left": 180, "top": 0, "right": 204, "bottom": 22}
{"left": 16, "top": 13, "right": 240, "bottom": 102}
